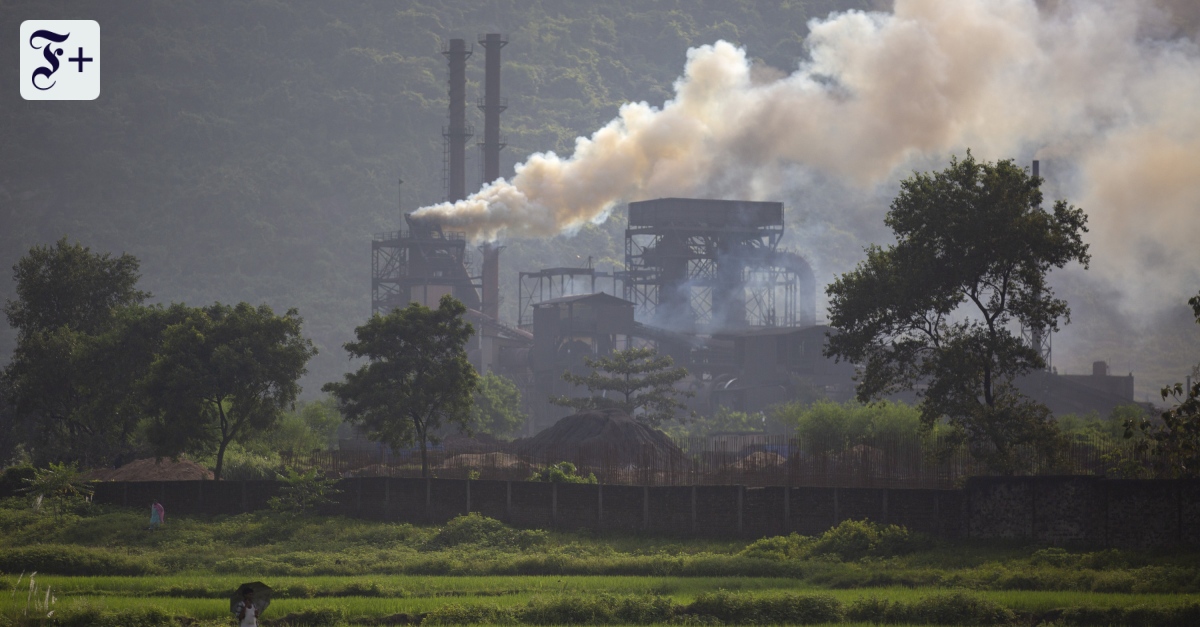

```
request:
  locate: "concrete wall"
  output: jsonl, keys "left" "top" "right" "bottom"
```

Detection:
{"left": 89, "top": 477, "right": 1200, "bottom": 547}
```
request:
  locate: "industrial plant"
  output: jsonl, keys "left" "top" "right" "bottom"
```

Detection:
{"left": 369, "top": 35, "right": 1138, "bottom": 436}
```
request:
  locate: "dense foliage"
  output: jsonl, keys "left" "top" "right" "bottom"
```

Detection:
{"left": 552, "top": 347, "right": 692, "bottom": 426}
{"left": 325, "top": 295, "right": 478, "bottom": 477}
{"left": 826, "top": 154, "right": 1090, "bottom": 473}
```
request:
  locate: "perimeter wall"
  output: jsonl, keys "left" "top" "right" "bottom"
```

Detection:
{"left": 83, "top": 476, "right": 1200, "bottom": 548}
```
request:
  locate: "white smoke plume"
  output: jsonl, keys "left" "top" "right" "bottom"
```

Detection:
{"left": 414, "top": 0, "right": 1200, "bottom": 309}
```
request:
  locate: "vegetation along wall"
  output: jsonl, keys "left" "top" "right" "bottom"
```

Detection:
{"left": 85, "top": 477, "right": 1200, "bottom": 548}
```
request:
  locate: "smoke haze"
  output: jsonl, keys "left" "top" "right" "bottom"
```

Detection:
{"left": 415, "top": 0, "right": 1200, "bottom": 313}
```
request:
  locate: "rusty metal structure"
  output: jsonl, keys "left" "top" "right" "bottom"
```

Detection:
{"left": 517, "top": 259, "right": 620, "bottom": 328}
{"left": 371, "top": 216, "right": 481, "bottom": 314}
{"left": 623, "top": 198, "right": 816, "bottom": 331}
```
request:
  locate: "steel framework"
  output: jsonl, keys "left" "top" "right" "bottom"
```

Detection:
{"left": 371, "top": 222, "right": 480, "bottom": 315}
{"left": 517, "top": 259, "right": 620, "bottom": 328}
{"left": 623, "top": 198, "right": 804, "bottom": 330}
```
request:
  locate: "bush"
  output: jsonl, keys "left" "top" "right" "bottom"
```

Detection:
{"left": 528, "top": 461, "right": 597, "bottom": 484}
{"left": 848, "top": 592, "right": 1015, "bottom": 625}
{"left": 739, "top": 533, "right": 814, "bottom": 561}
{"left": 0, "top": 465, "right": 37, "bottom": 499}
{"left": 0, "top": 544, "right": 157, "bottom": 575}
{"left": 521, "top": 594, "right": 674, "bottom": 625}
{"left": 425, "top": 604, "right": 514, "bottom": 625}
{"left": 424, "top": 513, "right": 547, "bottom": 551}
{"left": 52, "top": 604, "right": 180, "bottom": 627}
{"left": 686, "top": 591, "right": 843, "bottom": 625}
{"left": 268, "top": 607, "right": 346, "bottom": 626}
{"left": 269, "top": 467, "right": 341, "bottom": 516}
{"left": 740, "top": 520, "right": 923, "bottom": 562}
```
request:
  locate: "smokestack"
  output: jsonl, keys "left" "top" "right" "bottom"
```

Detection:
{"left": 478, "top": 33, "right": 508, "bottom": 185}
{"left": 442, "top": 38, "right": 473, "bottom": 202}
{"left": 1032, "top": 159, "right": 1039, "bottom": 179}
{"left": 479, "top": 243, "right": 503, "bottom": 319}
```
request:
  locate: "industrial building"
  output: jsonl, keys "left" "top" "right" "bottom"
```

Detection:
{"left": 367, "top": 34, "right": 1139, "bottom": 436}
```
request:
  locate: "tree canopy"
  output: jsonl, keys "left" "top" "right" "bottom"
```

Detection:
{"left": 142, "top": 303, "right": 316, "bottom": 480}
{"left": 469, "top": 372, "right": 527, "bottom": 439}
{"left": 552, "top": 346, "right": 692, "bottom": 427}
{"left": 2, "top": 240, "right": 155, "bottom": 466}
{"left": 324, "top": 295, "right": 478, "bottom": 477}
{"left": 825, "top": 153, "right": 1090, "bottom": 473}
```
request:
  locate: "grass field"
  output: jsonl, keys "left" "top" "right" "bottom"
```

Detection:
{"left": 2, "top": 498, "right": 1198, "bottom": 626}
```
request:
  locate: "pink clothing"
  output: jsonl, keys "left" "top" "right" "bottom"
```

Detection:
{"left": 152, "top": 502, "right": 165, "bottom": 522}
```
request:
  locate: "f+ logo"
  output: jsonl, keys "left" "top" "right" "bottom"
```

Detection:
{"left": 20, "top": 21, "right": 100, "bottom": 100}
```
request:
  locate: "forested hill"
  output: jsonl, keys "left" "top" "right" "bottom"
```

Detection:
{"left": 0, "top": 0, "right": 876, "bottom": 392}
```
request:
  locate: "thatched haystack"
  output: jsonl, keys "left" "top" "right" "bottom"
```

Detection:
{"left": 84, "top": 458, "right": 213, "bottom": 481}
{"left": 517, "top": 409, "right": 686, "bottom": 467}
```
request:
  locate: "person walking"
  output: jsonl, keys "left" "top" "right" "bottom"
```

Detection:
{"left": 148, "top": 500, "right": 165, "bottom": 530}
{"left": 236, "top": 588, "right": 258, "bottom": 627}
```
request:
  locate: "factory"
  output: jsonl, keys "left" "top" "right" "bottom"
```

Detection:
{"left": 369, "top": 35, "right": 1137, "bottom": 436}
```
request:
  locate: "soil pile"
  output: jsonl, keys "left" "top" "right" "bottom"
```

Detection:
{"left": 441, "top": 452, "right": 529, "bottom": 470}
{"left": 517, "top": 409, "right": 685, "bottom": 466}
{"left": 85, "top": 458, "right": 214, "bottom": 481}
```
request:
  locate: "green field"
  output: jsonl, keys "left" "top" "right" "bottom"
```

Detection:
{"left": 2, "top": 499, "right": 1198, "bottom": 626}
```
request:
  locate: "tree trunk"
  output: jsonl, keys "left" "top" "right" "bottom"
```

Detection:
{"left": 215, "top": 438, "right": 229, "bottom": 481}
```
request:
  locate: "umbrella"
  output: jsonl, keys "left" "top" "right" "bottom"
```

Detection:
{"left": 230, "top": 581, "right": 272, "bottom": 618}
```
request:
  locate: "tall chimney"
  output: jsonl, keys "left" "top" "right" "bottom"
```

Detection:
{"left": 442, "top": 38, "right": 472, "bottom": 202}
{"left": 478, "top": 33, "right": 507, "bottom": 185}
{"left": 479, "top": 243, "right": 503, "bottom": 319}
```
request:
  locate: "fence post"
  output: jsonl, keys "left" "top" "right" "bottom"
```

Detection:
{"left": 383, "top": 478, "right": 390, "bottom": 521}
{"left": 425, "top": 478, "right": 432, "bottom": 523}
{"left": 505, "top": 481, "right": 512, "bottom": 521}
{"left": 691, "top": 485, "right": 697, "bottom": 535}
{"left": 552, "top": 482, "right": 558, "bottom": 528}
{"left": 122, "top": 482, "right": 128, "bottom": 507}
{"left": 241, "top": 481, "right": 248, "bottom": 513}
{"left": 597, "top": 483, "right": 604, "bottom": 529}
{"left": 737, "top": 485, "right": 744, "bottom": 535}
{"left": 466, "top": 478, "right": 471, "bottom": 514}
{"left": 197, "top": 479, "right": 204, "bottom": 514}
{"left": 882, "top": 488, "right": 888, "bottom": 525}
{"left": 642, "top": 486, "right": 649, "bottom": 531}
{"left": 356, "top": 479, "right": 362, "bottom": 516}
{"left": 833, "top": 487, "right": 840, "bottom": 525}
{"left": 784, "top": 486, "right": 790, "bottom": 529}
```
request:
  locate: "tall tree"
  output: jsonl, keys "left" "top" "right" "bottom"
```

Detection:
{"left": 825, "top": 153, "right": 1090, "bottom": 473}
{"left": 142, "top": 303, "right": 316, "bottom": 480}
{"left": 324, "top": 295, "right": 478, "bottom": 477}
{"left": 2, "top": 239, "right": 152, "bottom": 466}
{"left": 551, "top": 346, "right": 693, "bottom": 427}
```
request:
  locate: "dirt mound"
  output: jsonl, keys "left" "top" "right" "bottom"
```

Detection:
{"left": 734, "top": 451, "right": 787, "bottom": 470}
{"left": 517, "top": 409, "right": 685, "bottom": 466}
{"left": 441, "top": 452, "right": 529, "bottom": 470}
{"left": 84, "top": 458, "right": 213, "bottom": 481}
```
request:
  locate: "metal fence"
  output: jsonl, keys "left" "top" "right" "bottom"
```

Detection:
{"left": 282, "top": 433, "right": 1143, "bottom": 489}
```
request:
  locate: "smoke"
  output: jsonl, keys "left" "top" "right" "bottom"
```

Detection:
{"left": 415, "top": 0, "right": 1200, "bottom": 310}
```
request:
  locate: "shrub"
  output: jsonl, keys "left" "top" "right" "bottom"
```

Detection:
{"left": 0, "top": 465, "right": 37, "bottom": 499}
{"left": 269, "top": 467, "right": 341, "bottom": 516}
{"left": 53, "top": 604, "right": 179, "bottom": 627}
{"left": 807, "top": 519, "right": 921, "bottom": 561}
{"left": 739, "top": 533, "right": 814, "bottom": 561}
{"left": 424, "top": 513, "right": 546, "bottom": 551}
{"left": 686, "top": 591, "right": 843, "bottom": 624}
{"left": 848, "top": 592, "right": 1014, "bottom": 625}
{"left": 268, "top": 607, "right": 346, "bottom": 626}
{"left": 0, "top": 544, "right": 157, "bottom": 575}
{"left": 528, "top": 461, "right": 597, "bottom": 484}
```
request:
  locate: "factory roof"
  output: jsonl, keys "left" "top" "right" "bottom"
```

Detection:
{"left": 531, "top": 292, "right": 633, "bottom": 308}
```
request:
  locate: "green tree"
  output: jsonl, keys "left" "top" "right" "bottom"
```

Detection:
{"left": 469, "top": 373, "right": 527, "bottom": 439}
{"left": 324, "top": 295, "right": 478, "bottom": 478}
{"left": 268, "top": 466, "right": 341, "bottom": 516}
{"left": 25, "top": 462, "right": 93, "bottom": 519}
{"left": 142, "top": 303, "right": 316, "bottom": 480}
{"left": 1124, "top": 290, "right": 1200, "bottom": 477}
{"left": 527, "top": 461, "right": 597, "bottom": 484}
{"left": 825, "top": 154, "right": 1090, "bottom": 473}
{"left": 2, "top": 240, "right": 156, "bottom": 466}
{"left": 551, "top": 346, "right": 693, "bottom": 427}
